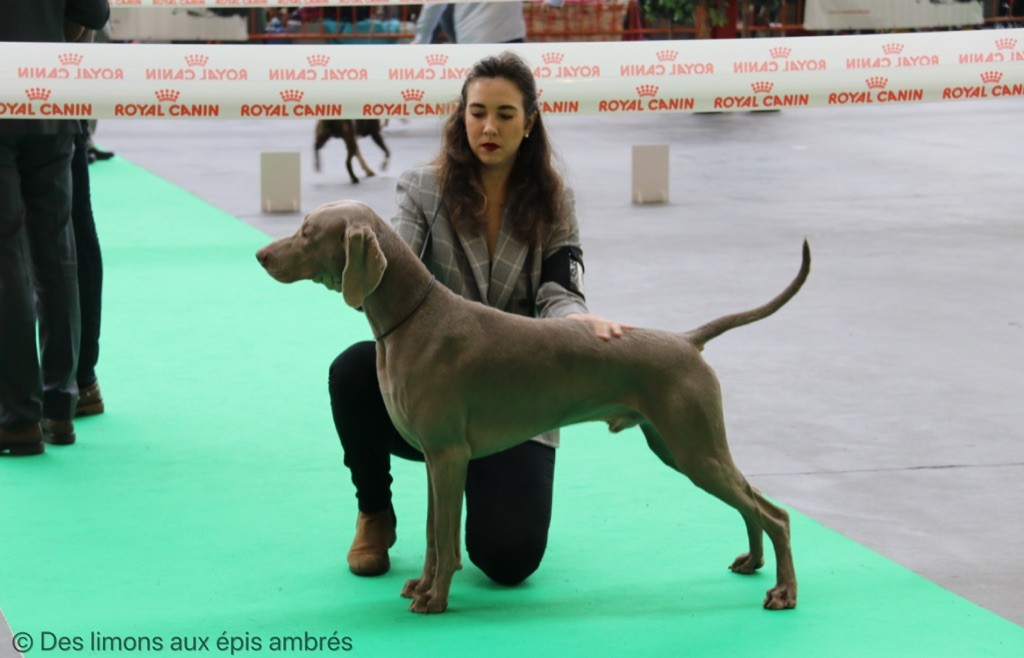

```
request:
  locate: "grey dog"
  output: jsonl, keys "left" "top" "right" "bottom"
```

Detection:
{"left": 256, "top": 200, "right": 809, "bottom": 614}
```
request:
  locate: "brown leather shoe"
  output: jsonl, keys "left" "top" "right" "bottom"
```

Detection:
{"left": 347, "top": 508, "right": 397, "bottom": 576}
{"left": 41, "top": 418, "right": 76, "bottom": 446}
{"left": 76, "top": 381, "right": 105, "bottom": 417}
{"left": 0, "top": 424, "right": 44, "bottom": 456}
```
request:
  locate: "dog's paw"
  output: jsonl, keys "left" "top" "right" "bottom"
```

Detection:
{"left": 408, "top": 590, "right": 448, "bottom": 614}
{"left": 399, "top": 577, "right": 432, "bottom": 601}
{"left": 763, "top": 584, "right": 797, "bottom": 610}
{"left": 729, "top": 552, "right": 765, "bottom": 575}
{"left": 401, "top": 578, "right": 425, "bottom": 599}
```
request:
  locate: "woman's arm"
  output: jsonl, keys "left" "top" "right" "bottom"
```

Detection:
{"left": 392, "top": 169, "right": 430, "bottom": 257}
{"left": 535, "top": 188, "right": 588, "bottom": 319}
{"left": 537, "top": 188, "right": 632, "bottom": 340}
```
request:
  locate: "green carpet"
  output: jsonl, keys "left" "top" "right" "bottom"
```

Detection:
{"left": 1, "top": 158, "right": 1021, "bottom": 658}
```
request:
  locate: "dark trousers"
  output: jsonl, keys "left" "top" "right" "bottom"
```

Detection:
{"left": 71, "top": 126, "right": 102, "bottom": 387}
{"left": 329, "top": 341, "right": 556, "bottom": 585}
{"left": 0, "top": 134, "right": 80, "bottom": 429}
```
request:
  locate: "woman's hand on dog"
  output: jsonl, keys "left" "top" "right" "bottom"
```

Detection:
{"left": 566, "top": 313, "right": 634, "bottom": 341}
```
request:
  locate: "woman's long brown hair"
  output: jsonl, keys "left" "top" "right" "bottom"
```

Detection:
{"left": 435, "top": 51, "right": 565, "bottom": 245}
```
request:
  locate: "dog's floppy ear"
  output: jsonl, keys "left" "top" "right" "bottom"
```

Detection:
{"left": 341, "top": 223, "right": 387, "bottom": 308}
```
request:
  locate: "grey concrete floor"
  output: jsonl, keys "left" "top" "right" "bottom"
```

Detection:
{"left": 89, "top": 99, "right": 1023, "bottom": 627}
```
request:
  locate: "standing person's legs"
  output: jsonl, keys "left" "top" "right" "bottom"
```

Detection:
{"left": 439, "top": 4, "right": 456, "bottom": 42}
{"left": 22, "top": 135, "right": 80, "bottom": 443}
{"left": 0, "top": 136, "right": 43, "bottom": 442}
{"left": 71, "top": 125, "right": 104, "bottom": 414}
{"left": 465, "top": 441, "right": 556, "bottom": 585}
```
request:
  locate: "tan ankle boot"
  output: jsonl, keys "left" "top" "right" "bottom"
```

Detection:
{"left": 347, "top": 509, "right": 397, "bottom": 576}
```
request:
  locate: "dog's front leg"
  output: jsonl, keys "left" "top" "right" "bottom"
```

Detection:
{"left": 408, "top": 448, "right": 468, "bottom": 614}
{"left": 401, "top": 466, "right": 437, "bottom": 600}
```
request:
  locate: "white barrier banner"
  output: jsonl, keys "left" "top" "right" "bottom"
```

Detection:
{"left": 805, "top": 0, "right": 984, "bottom": 31}
{"left": 2, "top": 30, "right": 1023, "bottom": 119}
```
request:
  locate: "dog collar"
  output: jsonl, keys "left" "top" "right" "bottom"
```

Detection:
{"left": 375, "top": 277, "right": 436, "bottom": 342}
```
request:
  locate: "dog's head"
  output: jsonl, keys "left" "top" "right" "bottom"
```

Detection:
{"left": 256, "top": 200, "right": 387, "bottom": 308}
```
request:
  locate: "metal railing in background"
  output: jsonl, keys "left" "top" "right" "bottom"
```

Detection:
{"left": 232, "top": 0, "right": 1024, "bottom": 44}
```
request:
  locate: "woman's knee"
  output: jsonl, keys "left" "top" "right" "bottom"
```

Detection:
{"left": 328, "top": 341, "right": 376, "bottom": 397}
{"left": 467, "top": 535, "right": 547, "bottom": 586}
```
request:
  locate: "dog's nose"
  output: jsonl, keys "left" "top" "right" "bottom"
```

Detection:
{"left": 255, "top": 247, "right": 269, "bottom": 266}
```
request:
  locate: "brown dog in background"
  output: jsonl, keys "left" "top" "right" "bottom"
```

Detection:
{"left": 314, "top": 119, "right": 390, "bottom": 184}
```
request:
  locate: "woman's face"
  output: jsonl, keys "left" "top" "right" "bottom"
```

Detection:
{"left": 464, "top": 76, "right": 536, "bottom": 173}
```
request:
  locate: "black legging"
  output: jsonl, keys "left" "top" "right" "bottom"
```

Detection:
{"left": 328, "top": 341, "right": 555, "bottom": 586}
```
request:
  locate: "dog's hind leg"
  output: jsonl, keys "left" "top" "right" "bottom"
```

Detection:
{"left": 642, "top": 420, "right": 768, "bottom": 576}
{"left": 682, "top": 445, "right": 795, "bottom": 610}
{"left": 313, "top": 127, "right": 330, "bottom": 173}
{"left": 344, "top": 143, "right": 374, "bottom": 183}
{"left": 369, "top": 132, "right": 390, "bottom": 171}
{"left": 645, "top": 399, "right": 796, "bottom": 610}
{"left": 640, "top": 422, "right": 677, "bottom": 470}
{"left": 355, "top": 149, "right": 375, "bottom": 179}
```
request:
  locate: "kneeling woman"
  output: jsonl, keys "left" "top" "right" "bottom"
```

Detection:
{"left": 327, "top": 51, "right": 628, "bottom": 584}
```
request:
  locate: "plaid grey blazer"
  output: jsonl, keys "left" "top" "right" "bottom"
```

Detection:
{"left": 391, "top": 165, "right": 590, "bottom": 448}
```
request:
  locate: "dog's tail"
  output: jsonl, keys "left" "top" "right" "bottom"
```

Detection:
{"left": 684, "top": 240, "right": 810, "bottom": 350}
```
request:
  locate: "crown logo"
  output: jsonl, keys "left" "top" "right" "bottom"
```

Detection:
{"left": 25, "top": 87, "right": 52, "bottom": 101}
{"left": 542, "top": 52, "right": 564, "bottom": 65}
{"left": 980, "top": 70, "right": 1003, "bottom": 84}
{"left": 865, "top": 76, "right": 888, "bottom": 89}
{"left": 636, "top": 84, "right": 658, "bottom": 98}
{"left": 401, "top": 89, "right": 425, "bottom": 102}
{"left": 656, "top": 49, "right": 678, "bottom": 62}
{"left": 995, "top": 37, "right": 1017, "bottom": 50}
{"left": 882, "top": 43, "right": 904, "bottom": 55}
{"left": 769, "top": 46, "right": 791, "bottom": 59}
{"left": 425, "top": 53, "right": 448, "bottom": 66}
{"left": 307, "top": 54, "right": 331, "bottom": 67}
{"left": 58, "top": 53, "right": 83, "bottom": 66}
{"left": 185, "top": 54, "right": 209, "bottom": 67}
{"left": 279, "top": 89, "right": 304, "bottom": 103}
{"left": 751, "top": 81, "right": 774, "bottom": 94}
{"left": 155, "top": 89, "right": 180, "bottom": 103}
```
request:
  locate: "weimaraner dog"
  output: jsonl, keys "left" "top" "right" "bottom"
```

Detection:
{"left": 256, "top": 200, "right": 809, "bottom": 615}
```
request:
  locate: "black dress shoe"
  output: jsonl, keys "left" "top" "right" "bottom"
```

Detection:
{"left": 0, "top": 424, "right": 45, "bottom": 456}
{"left": 41, "top": 419, "right": 76, "bottom": 446}
{"left": 87, "top": 145, "right": 114, "bottom": 163}
{"left": 76, "top": 381, "right": 105, "bottom": 417}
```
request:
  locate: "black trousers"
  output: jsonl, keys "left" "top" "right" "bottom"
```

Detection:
{"left": 71, "top": 125, "right": 103, "bottom": 388}
{"left": 0, "top": 134, "right": 80, "bottom": 430}
{"left": 329, "top": 341, "right": 556, "bottom": 585}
